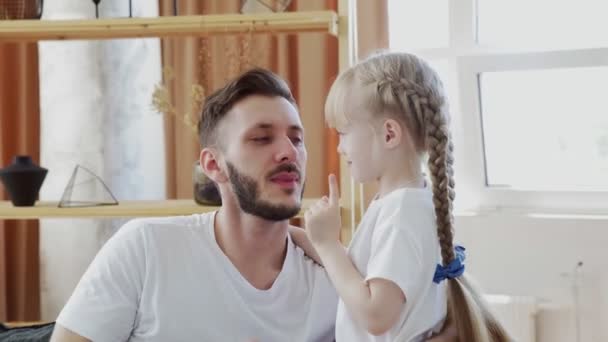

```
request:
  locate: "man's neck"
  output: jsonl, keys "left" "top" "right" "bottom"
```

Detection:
{"left": 214, "top": 205, "right": 289, "bottom": 290}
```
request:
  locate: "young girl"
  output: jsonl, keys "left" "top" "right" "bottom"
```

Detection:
{"left": 302, "top": 52, "right": 510, "bottom": 342}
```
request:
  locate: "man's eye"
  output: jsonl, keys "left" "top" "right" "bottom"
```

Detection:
{"left": 252, "top": 137, "right": 271, "bottom": 143}
{"left": 290, "top": 137, "right": 303, "bottom": 145}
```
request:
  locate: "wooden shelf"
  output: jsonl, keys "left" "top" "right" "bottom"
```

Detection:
{"left": 0, "top": 198, "right": 320, "bottom": 219}
{"left": 0, "top": 11, "right": 338, "bottom": 42}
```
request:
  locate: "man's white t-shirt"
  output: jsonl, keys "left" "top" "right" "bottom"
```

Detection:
{"left": 336, "top": 187, "right": 447, "bottom": 342}
{"left": 56, "top": 212, "right": 338, "bottom": 342}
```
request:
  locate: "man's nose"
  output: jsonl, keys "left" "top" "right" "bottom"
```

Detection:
{"left": 275, "top": 137, "right": 298, "bottom": 163}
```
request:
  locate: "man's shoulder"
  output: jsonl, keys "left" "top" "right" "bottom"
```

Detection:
{"left": 128, "top": 212, "right": 212, "bottom": 229}
{"left": 114, "top": 212, "right": 214, "bottom": 243}
{"left": 288, "top": 239, "right": 331, "bottom": 281}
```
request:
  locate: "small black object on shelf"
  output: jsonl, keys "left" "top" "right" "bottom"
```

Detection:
{"left": 129, "top": 0, "right": 132, "bottom": 17}
{"left": 173, "top": 0, "right": 178, "bottom": 16}
{"left": 0, "top": 155, "right": 48, "bottom": 207}
{"left": 92, "top": 0, "right": 100, "bottom": 18}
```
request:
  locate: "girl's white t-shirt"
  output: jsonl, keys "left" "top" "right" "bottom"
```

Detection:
{"left": 336, "top": 187, "right": 447, "bottom": 342}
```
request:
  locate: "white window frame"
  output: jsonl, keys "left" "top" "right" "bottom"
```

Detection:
{"left": 389, "top": 0, "right": 608, "bottom": 213}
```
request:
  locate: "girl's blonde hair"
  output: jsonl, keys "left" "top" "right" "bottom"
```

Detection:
{"left": 326, "top": 51, "right": 510, "bottom": 342}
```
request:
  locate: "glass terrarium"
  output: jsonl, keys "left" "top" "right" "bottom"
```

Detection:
{"left": 240, "top": 0, "right": 292, "bottom": 13}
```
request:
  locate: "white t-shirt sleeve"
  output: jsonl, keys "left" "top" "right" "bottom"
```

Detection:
{"left": 56, "top": 220, "right": 147, "bottom": 342}
{"left": 364, "top": 209, "right": 426, "bottom": 301}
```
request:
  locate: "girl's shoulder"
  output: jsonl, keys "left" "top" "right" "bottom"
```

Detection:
{"left": 376, "top": 187, "right": 433, "bottom": 212}
{"left": 374, "top": 187, "right": 436, "bottom": 233}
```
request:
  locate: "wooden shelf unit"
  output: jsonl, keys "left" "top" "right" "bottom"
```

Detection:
{"left": 0, "top": 11, "right": 338, "bottom": 42}
{"left": 0, "top": 1, "right": 360, "bottom": 240}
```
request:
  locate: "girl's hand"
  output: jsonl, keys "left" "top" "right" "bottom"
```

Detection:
{"left": 289, "top": 226, "right": 323, "bottom": 265}
{"left": 304, "top": 174, "right": 342, "bottom": 248}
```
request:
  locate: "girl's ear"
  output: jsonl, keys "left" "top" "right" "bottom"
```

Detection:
{"left": 382, "top": 118, "right": 403, "bottom": 149}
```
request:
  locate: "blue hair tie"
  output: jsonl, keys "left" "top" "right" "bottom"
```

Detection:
{"left": 433, "top": 245, "right": 466, "bottom": 284}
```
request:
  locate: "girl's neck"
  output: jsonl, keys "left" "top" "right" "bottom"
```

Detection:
{"left": 377, "top": 159, "right": 425, "bottom": 198}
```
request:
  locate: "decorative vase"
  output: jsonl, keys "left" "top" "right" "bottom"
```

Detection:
{"left": 0, "top": 155, "right": 48, "bottom": 207}
{"left": 0, "top": 0, "right": 44, "bottom": 20}
{"left": 193, "top": 161, "right": 221, "bottom": 206}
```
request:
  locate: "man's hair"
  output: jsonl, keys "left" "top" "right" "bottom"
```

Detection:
{"left": 198, "top": 68, "right": 296, "bottom": 148}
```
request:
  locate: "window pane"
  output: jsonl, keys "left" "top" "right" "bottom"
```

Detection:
{"left": 388, "top": 0, "right": 448, "bottom": 50}
{"left": 477, "top": 0, "right": 608, "bottom": 49}
{"left": 427, "top": 59, "right": 455, "bottom": 106}
{"left": 479, "top": 67, "right": 608, "bottom": 191}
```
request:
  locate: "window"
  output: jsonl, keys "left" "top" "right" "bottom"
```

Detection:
{"left": 387, "top": 0, "right": 449, "bottom": 50}
{"left": 388, "top": 0, "right": 608, "bottom": 212}
{"left": 477, "top": 0, "right": 608, "bottom": 49}
{"left": 479, "top": 66, "right": 608, "bottom": 191}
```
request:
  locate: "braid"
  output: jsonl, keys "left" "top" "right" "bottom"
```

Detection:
{"left": 424, "top": 104, "right": 456, "bottom": 265}
{"left": 387, "top": 77, "right": 456, "bottom": 266}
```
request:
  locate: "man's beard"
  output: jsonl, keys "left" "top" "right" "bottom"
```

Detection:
{"left": 226, "top": 162, "right": 304, "bottom": 221}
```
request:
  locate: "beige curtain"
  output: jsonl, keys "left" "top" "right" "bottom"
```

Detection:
{"left": 355, "top": 0, "right": 389, "bottom": 58}
{"left": 0, "top": 42, "right": 41, "bottom": 322}
{"left": 159, "top": 0, "right": 388, "bottom": 204}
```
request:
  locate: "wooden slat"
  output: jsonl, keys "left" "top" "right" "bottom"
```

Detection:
{"left": 337, "top": 0, "right": 358, "bottom": 244}
{"left": 4, "top": 321, "right": 51, "bottom": 328}
{"left": 0, "top": 198, "right": 320, "bottom": 219}
{"left": 0, "top": 11, "right": 338, "bottom": 42}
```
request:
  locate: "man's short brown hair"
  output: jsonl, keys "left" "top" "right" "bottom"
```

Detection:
{"left": 198, "top": 68, "right": 296, "bottom": 148}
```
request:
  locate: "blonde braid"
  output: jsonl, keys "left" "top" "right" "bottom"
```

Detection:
{"left": 424, "top": 108, "right": 456, "bottom": 265}
{"left": 382, "top": 76, "right": 457, "bottom": 265}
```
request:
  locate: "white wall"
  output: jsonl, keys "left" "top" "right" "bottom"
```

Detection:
{"left": 455, "top": 212, "right": 608, "bottom": 342}
{"left": 38, "top": 0, "right": 164, "bottom": 320}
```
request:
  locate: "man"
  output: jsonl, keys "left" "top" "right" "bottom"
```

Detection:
{"left": 51, "top": 68, "right": 456, "bottom": 341}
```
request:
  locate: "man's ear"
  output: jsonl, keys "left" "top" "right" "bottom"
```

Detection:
{"left": 382, "top": 118, "right": 403, "bottom": 149}
{"left": 200, "top": 148, "right": 229, "bottom": 183}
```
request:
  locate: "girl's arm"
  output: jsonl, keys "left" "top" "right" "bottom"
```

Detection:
{"left": 305, "top": 175, "right": 405, "bottom": 336}
{"left": 315, "top": 241, "right": 405, "bottom": 336}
